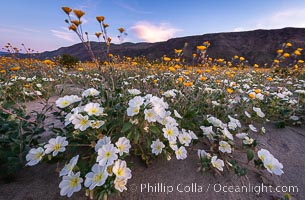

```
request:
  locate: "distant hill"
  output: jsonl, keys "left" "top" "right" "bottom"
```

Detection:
{"left": 36, "top": 27, "right": 305, "bottom": 65}
{"left": 0, "top": 52, "right": 9, "bottom": 56}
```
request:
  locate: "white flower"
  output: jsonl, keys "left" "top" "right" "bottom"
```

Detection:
{"left": 60, "top": 155, "right": 79, "bottom": 177}
{"left": 90, "top": 120, "right": 105, "bottom": 129}
{"left": 243, "top": 137, "right": 254, "bottom": 145}
{"left": 56, "top": 95, "right": 81, "bottom": 108}
{"left": 82, "top": 88, "right": 100, "bottom": 97}
{"left": 256, "top": 93, "right": 264, "bottom": 100}
{"left": 187, "top": 130, "right": 198, "bottom": 140}
{"left": 221, "top": 128, "right": 234, "bottom": 141}
{"left": 236, "top": 132, "right": 248, "bottom": 139}
{"left": 127, "top": 106, "right": 140, "bottom": 116}
{"left": 151, "top": 139, "right": 165, "bottom": 155}
{"left": 144, "top": 109, "right": 157, "bottom": 122}
{"left": 207, "top": 116, "right": 225, "bottom": 128}
{"left": 261, "top": 126, "right": 266, "bottom": 134}
{"left": 218, "top": 141, "right": 232, "bottom": 153}
{"left": 197, "top": 150, "right": 210, "bottom": 159}
{"left": 115, "top": 137, "right": 131, "bottom": 156}
{"left": 253, "top": 107, "right": 265, "bottom": 118}
{"left": 114, "top": 177, "right": 128, "bottom": 192}
{"left": 263, "top": 157, "right": 284, "bottom": 175}
{"left": 128, "top": 89, "right": 141, "bottom": 95}
{"left": 258, "top": 148, "right": 284, "bottom": 175}
{"left": 228, "top": 115, "right": 241, "bottom": 130}
{"left": 97, "top": 144, "right": 118, "bottom": 166}
{"left": 244, "top": 111, "right": 251, "bottom": 118}
{"left": 211, "top": 156, "right": 224, "bottom": 171}
{"left": 178, "top": 131, "right": 192, "bottom": 146}
{"left": 175, "top": 146, "right": 187, "bottom": 160}
{"left": 71, "top": 114, "right": 91, "bottom": 131}
{"left": 200, "top": 126, "right": 215, "bottom": 141}
{"left": 84, "top": 164, "right": 108, "bottom": 190}
{"left": 257, "top": 149, "right": 272, "bottom": 162}
{"left": 212, "top": 101, "right": 220, "bottom": 106}
{"left": 59, "top": 172, "right": 83, "bottom": 197}
{"left": 44, "top": 136, "right": 68, "bottom": 157}
{"left": 84, "top": 103, "right": 104, "bottom": 116}
{"left": 162, "top": 124, "right": 179, "bottom": 141}
{"left": 249, "top": 124, "right": 257, "bottom": 132}
{"left": 128, "top": 96, "right": 144, "bottom": 107}
{"left": 26, "top": 147, "right": 45, "bottom": 166}
{"left": 95, "top": 136, "right": 111, "bottom": 152}
{"left": 112, "top": 159, "right": 132, "bottom": 179}
{"left": 174, "top": 110, "right": 183, "bottom": 119}
{"left": 163, "top": 89, "right": 177, "bottom": 98}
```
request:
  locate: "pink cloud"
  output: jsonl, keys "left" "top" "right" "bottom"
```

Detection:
{"left": 130, "top": 21, "right": 181, "bottom": 42}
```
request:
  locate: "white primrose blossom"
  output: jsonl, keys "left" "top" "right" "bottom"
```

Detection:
{"left": 218, "top": 141, "right": 232, "bottom": 153}
{"left": 26, "top": 147, "right": 45, "bottom": 166}
{"left": 56, "top": 95, "right": 81, "bottom": 108}
{"left": 97, "top": 143, "right": 119, "bottom": 166}
{"left": 60, "top": 155, "right": 79, "bottom": 177}
{"left": 211, "top": 156, "right": 224, "bottom": 171}
{"left": 175, "top": 146, "right": 187, "bottom": 160}
{"left": 253, "top": 107, "right": 265, "bottom": 118}
{"left": 82, "top": 88, "right": 100, "bottom": 97}
{"left": 84, "top": 102, "right": 104, "bottom": 116}
{"left": 59, "top": 172, "right": 83, "bottom": 197}
{"left": 258, "top": 149, "right": 283, "bottom": 175}
{"left": 84, "top": 164, "right": 108, "bottom": 190}
{"left": 112, "top": 159, "right": 132, "bottom": 179}
{"left": 44, "top": 136, "right": 68, "bottom": 157}
{"left": 115, "top": 137, "right": 131, "bottom": 156}
{"left": 151, "top": 139, "right": 165, "bottom": 155}
{"left": 71, "top": 114, "right": 91, "bottom": 131}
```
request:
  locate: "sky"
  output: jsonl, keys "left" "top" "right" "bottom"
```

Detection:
{"left": 1, "top": 0, "right": 305, "bottom": 52}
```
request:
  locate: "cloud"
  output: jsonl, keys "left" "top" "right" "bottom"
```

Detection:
{"left": 0, "top": 28, "right": 17, "bottom": 33}
{"left": 232, "top": 27, "right": 245, "bottom": 32}
{"left": 23, "top": 28, "right": 40, "bottom": 33}
{"left": 114, "top": 0, "right": 152, "bottom": 14}
{"left": 51, "top": 29, "right": 78, "bottom": 42}
{"left": 130, "top": 21, "right": 181, "bottom": 42}
{"left": 259, "top": 7, "right": 305, "bottom": 29}
{"left": 233, "top": 7, "right": 305, "bottom": 32}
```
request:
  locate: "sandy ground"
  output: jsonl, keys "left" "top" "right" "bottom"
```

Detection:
{"left": 0, "top": 98, "right": 304, "bottom": 200}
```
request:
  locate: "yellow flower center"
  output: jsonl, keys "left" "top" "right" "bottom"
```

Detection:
{"left": 166, "top": 129, "right": 174, "bottom": 136}
{"left": 133, "top": 107, "right": 139, "bottom": 113}
{"left": 105, "top": 151, "right": 111, "bottom": 158}
{"left": 117, "top": 168, "right": 124, "bottom": 176}
{"left": 89, "top": 108, "right": 98, "bottom": 114}
{"left": 118, "top": 145, "right": 123, "bottom": 151}
{"left": 147, "top": 112, "right": 153, "bottom": 118}
{"left": 54, "top": 144, "right": 62, "bottom": 151}
{"left": 61, "top": 101, "right": 69, "bottom": 107}
{"left": 34, "top": 152, "right": 43, "bottom": 159}
{"left": 80, "top": 118, "right": 88, "bottom": 126}
{"left": 266, "top": 164, "right": 274, "bottom": 170}
{"left": 93, "top": 173, "right": 103, "bottom": 182}
{"left": 69, "top": 177, "right": 79, "bottom": 188}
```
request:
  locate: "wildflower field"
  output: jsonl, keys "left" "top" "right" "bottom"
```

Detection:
{"left": 1, "top": 6, "right": 305, "bottom": 200}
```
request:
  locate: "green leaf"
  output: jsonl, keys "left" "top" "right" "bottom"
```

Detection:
{"left": 121, "top": 122, "right": 132, "bottom": 133}
{"left": 149, "top": 126, "right": 160, "bottom": 134}
{"left": 247, "top": 149, "right": 254, "bottom": 162}
{"left": 247, "top": 149, "right": 254, "bottom": 161}
{"left": 133, "top": 129, "right": 140, "bottom": 144}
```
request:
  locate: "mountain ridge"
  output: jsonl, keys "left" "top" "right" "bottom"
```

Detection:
{"left": 29, "top": 27, "right": 305, "bottom": 65}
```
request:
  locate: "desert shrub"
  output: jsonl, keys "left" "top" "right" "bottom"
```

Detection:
{"left": 59, "top": 54, "right": 79, "bottom": 68}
